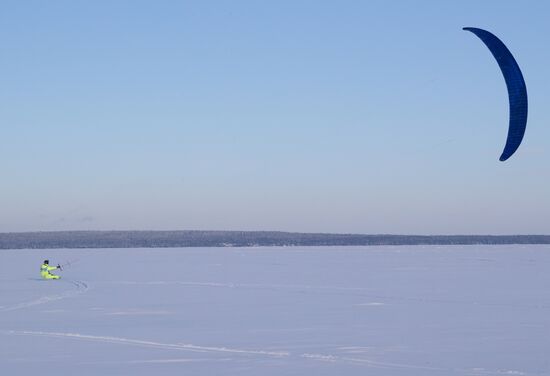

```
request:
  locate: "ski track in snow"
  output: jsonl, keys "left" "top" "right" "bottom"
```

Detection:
{"left": 93, "top": 357, "right": 235, "bottom": 365}
{"left": 0, "top": 280, "right": 89, "bottom": 313}
{"left": 1, "top": 330, "right": 437, "bottom": 371}
{"left": 2, "top": 330, "right": 290, "bottom": 357}
{"left": 1, "top": 330, "right": 534, "bottom": 375}
{"left": 2, "top": 329, "right": 528, "bottom": 374}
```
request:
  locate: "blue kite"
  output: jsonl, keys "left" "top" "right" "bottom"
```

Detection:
{"left": 463, "top": 27, "right": 528, "bottom": 161}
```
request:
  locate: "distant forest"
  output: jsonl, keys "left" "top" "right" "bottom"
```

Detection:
{"left": 1, "top": 231, "right": 550, "bottom": 249}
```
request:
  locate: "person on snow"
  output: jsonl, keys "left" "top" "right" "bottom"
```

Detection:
{"left": 41, "top": 260, "right": 61, "bottom": 280}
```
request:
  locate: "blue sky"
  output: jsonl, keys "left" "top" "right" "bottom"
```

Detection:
{"left": 1, "top": 0, "right": 550, "bottom": 234}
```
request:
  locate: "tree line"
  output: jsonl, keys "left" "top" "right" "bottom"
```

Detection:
{"left": 1, "top": 231, "right": 550, "bottom": 249}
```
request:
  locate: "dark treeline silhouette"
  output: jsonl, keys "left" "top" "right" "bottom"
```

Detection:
{"left": 1, "top": 231, "right": 550, "bottom": 249}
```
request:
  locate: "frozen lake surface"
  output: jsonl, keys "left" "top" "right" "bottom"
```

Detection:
{"left": 1, "top": 245, "right": 550, "bottom": 375}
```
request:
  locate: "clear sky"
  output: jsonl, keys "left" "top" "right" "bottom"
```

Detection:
{"left": 1, "top": 0, "right": 550, "bottom": 234}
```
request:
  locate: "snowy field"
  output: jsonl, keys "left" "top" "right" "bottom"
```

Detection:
{"left": 1, "top": 245, "right": 550, "bottom": 376}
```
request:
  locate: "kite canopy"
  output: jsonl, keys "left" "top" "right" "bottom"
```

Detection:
{"left": 463, "top": 27, "right": 528, "bottom": 161}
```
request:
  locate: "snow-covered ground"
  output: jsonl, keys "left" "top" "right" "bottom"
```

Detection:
{"left": 1, "top": 245, "right": 549, "bottom": 375}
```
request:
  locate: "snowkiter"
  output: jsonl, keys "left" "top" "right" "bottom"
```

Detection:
{"left": 40, "top": 260, "right": 61, "bottom": 280}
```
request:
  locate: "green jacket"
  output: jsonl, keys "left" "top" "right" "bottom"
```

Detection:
{"left": 40, "top": 264, "right": 60, "bottom": 279}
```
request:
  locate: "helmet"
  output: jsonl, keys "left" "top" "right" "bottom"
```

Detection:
{"left": 44, "top": 260, "right": 49, "bottom": 264}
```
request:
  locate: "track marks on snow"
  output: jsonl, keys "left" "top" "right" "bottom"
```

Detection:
{"left": 0, "top": 280, "right": 89, "bottom": 313}
{"left": 3, "top": 330, "right": 289, "bottom": 357}
{"left": 3, "top": 330, "right": 447, "bottom": 371}
{"left": 3, "top": 330, "right": 532, "bottom": 374}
